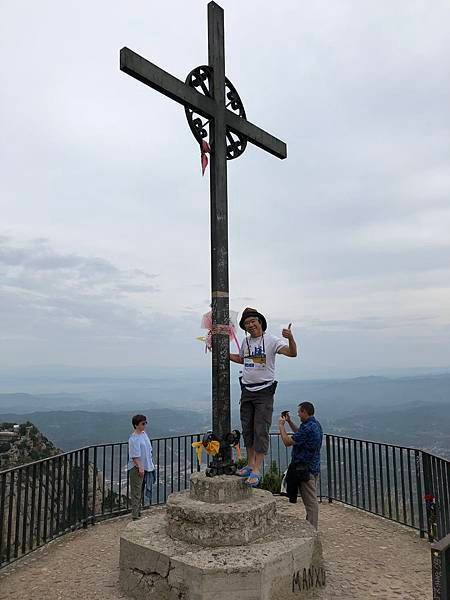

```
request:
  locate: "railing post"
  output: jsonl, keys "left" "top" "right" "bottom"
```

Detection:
{"left": 92, "top": 446, "right": 98, "bottom": 525}
{"left": 0, "top": 473, "right": 7, "bottom": 567}
{"left": 431, "top": 534, "right": 450, "bottom": 600}
{"left": 83, "top": 448, "right": 89, "bottom": 528}
{"left": 423, "top": 452, "right": 437, "bottom": 542}
{"left": 415, "top": 450, "right": 426, "bottom": 539}
{"left": 326, "top": 435, "right": 332, "bottom": 503}
{"left": 71, "top": 453, "right": 82, "bottom": 528}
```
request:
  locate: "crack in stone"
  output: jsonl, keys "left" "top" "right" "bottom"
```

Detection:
{"left": 128, "top": 568, "right": 148, "bottom": 593}
{"left": 128, "top": 564, "right": 187, "bottom": 600}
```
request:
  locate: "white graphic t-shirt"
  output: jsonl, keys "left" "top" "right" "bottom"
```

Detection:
{"left": 239, "top": 333, "right": 287, "bottom": 392}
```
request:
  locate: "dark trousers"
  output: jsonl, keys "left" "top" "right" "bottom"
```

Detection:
{"left": 239, "top": 381, "right": 277, "bottom": 454}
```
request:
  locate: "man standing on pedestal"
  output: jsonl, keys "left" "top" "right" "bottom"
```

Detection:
{"left": 230, "top": 307, "right": 297, "bottom": 486}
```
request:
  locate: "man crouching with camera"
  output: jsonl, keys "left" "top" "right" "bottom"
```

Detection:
{"left": 278, "top": 402, "right": 323, "bottom": 529}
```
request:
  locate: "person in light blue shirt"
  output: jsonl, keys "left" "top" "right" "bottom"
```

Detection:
{"left": 128, "top": 414, "right": 155, "bottom": 520}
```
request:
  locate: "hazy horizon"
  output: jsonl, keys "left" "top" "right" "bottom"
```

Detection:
{"left": 1, "top": 370, "right": 449, "bottom": 458}
{"left": 1, "top": 362, "right": 450, "bottom": 384}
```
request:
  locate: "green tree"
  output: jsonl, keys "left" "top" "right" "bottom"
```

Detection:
{"left": 260, "top": 461, "right": 283, "bottom": 494}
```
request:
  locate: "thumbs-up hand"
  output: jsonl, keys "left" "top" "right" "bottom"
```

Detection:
{"left": 282, "top": 323, "right": 293, "bottom": 340}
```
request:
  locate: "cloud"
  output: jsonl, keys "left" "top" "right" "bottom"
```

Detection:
{"left": 0, "top": 237, "right": 163, "bottom": 349}
{"left": 300, "top": 315, "right": 438, "bottom": 332}
{"left": 0, "top": 237, "right": 158, "bottom": 295}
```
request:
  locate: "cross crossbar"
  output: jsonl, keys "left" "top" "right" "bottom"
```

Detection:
{"left": 226, "top": 111, "right": 286, "bottom": 159}
{"left": 120, "top": 47, "right": 287, "bottom": 159}
{"left": 120, "top": 48, "right": 215, "bottom": 119}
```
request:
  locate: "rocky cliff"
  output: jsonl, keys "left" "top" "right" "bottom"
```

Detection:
{"left": 0, "top": 422, "right": 104, "bottom": 565}
{"left": 0, "top": 421, "right": 60, "bottom": 471}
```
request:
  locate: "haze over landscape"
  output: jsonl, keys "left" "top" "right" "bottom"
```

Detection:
{"left": 0, "top": 366, "right": 449, "bottom": 460}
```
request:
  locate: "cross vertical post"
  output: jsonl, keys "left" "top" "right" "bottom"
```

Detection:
{"left": 208, "top": 2, "right": 231, "bottom": 459}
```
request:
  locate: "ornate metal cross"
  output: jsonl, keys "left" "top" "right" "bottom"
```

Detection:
{"left": 120, "top": 1, "right": 286, "bottom": 465}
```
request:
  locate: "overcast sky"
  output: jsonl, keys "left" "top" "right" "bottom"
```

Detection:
{"left": 1, "top": 0, "right": 449, "bottom": 378}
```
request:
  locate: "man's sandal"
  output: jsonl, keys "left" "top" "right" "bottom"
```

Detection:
{"left": 245, "top": 472, "right": 261, "bottom": 487}
{"left": 236, "top": 465, "right": 253, "bottom": 477}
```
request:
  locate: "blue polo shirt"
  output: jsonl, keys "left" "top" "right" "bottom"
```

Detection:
{"left": 291, "top": 416, "right": 323, "bottom": 475}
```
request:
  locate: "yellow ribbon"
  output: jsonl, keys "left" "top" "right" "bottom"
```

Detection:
{"left": 192, "top": 440, "right": 220, "bottom": 464}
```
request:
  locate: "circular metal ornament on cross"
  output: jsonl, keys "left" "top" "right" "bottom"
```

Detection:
{"left": 184, "top": 65, "right": 248, "bottom": 160}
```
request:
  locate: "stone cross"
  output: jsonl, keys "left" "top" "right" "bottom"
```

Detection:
{"left": 120, "top": 1, "right": 286, "bottom": 457}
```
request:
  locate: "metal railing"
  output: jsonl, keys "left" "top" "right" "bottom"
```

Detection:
{"left": 0, "top": 432, "right": 449, "bottom": 571}
{"left": 0, "top": 434, "right": 201, "bottom": 569}
{"left": 324, "top": 435, "right": 450, "bottom": 542}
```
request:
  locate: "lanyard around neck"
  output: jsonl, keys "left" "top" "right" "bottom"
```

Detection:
{"left": 246, "top": 333, "right": 265, "bottom": 356}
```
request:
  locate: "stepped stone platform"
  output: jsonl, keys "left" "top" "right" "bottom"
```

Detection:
{"left": 120, "top": 474, "right": 325, "bottom": 599}
{"left": 166, "top": 475, "right": 277, "bottom": 546}
{"left": 0, "top": 499, "right": 432, "bottom": 599}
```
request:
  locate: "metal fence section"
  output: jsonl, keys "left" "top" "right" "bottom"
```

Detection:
{"left": 323, "top": 435, "right": 450, "bottom": 541}
{"left": 0, "top": 434, "right": 201, "bottom": 569}
{"left": 422, "top": 451, "right": 450, "bottom": 543}
{"left": 0, "top": 432, "right": 449, "bottom": 571}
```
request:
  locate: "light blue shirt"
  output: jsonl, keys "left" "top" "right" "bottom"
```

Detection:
{"left": 127, "top": 431, "right": 155, "bottom": 471}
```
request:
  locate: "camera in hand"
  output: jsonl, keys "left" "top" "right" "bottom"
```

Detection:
{"left": 281, "top": 410, "right": 290, "bottom": 418}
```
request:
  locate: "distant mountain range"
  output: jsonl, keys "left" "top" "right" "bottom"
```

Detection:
{"left": 0, "top": 372, "right": 448, "bottom": 458}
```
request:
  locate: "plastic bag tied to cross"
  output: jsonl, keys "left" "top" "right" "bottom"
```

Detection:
{"left": 197, "top": 309, "right": 240, "bottom": 353}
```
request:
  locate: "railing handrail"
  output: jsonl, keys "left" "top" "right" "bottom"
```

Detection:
{"left": 0, "top": 433, "right": 204, "bottom": 475}
{"left": 322, "top": 432, "right": 427, "bottom": 454}
{"left": 323, "top": 433, "right": 450, "bottom": 462}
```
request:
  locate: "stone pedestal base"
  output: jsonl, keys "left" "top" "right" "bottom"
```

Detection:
{"left": 167, "top": 488, "right": 276, "bottom": 546}
{"left": 190, "top": 472, "right": 253, "bottom": 503}
{"left": 120, "top": 499, "right": 326, "bottom": 600}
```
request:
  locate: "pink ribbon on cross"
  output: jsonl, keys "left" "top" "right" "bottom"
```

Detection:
{"left": 201, "top": 140, "right": 211, "bottom": 176}
{"left": 204, "top": 324, "right": 240, "bottom": 353}
{"left": 200, "top": 310, "right": 240, "bottom": 353}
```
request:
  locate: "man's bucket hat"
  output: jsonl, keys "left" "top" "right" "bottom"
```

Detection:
{"left": 239, "top": 307, "right": 267, "bottom": 332}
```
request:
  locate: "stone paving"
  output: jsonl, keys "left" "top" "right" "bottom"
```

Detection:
{"left": 0, "top": 501, "right": 432, "bottom": 600}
